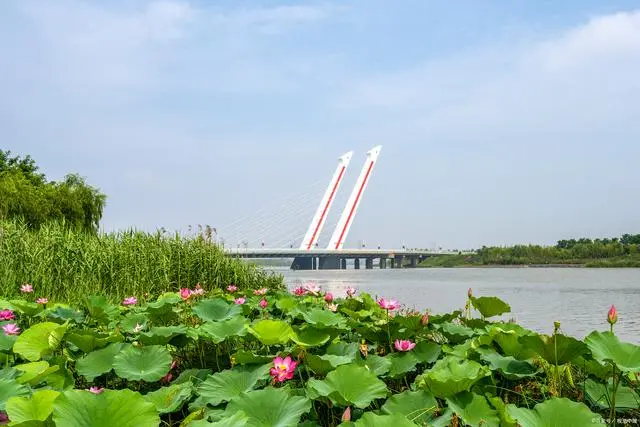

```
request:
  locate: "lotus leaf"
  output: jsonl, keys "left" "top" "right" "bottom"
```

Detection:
{"left": 113, "top": 344, "right": 172, "bottom": 382}
{"left": 356, "top": 354, "right": 391, "bottom": 376}
{"left": 46, "top": 306, "right": 85, "bottom": 324}
{"left": 52, "top": 389, "right": 160, "bottom": 427}
{"left": 198, "top": 317, "right": 248, "bottom": 344}
{"left": 188, "top": 411, "right": 249, "bottom": 426}
{"left": 0, "top": 378, "right": 29, "bottom": 411}
{"left": 84, "top": 295, "right": 119, "bottom": 325}
{"left": 76, "top": 342, "right": 126, "bottom": 381}
{"left": 305, "top": 354, "right": 353, "bottom": 375}
{"left": 6, "top": 389, "right": 60, "bottom": 423}
{"left": 306, "top": 363, "right": 387, "bottom": 408}
{"left": 139, "top": 325, "right": 189, "bottom": 345}
{"left": 13, "top": 321, "right": 68, "bottom": 362}
{"left": 0, "top": 333, "right": 17, "bottom": 352}
{"left": 231, "top": 351, "right": 274, "bottom": 366}
{"left": 196, "top": 364, "right": 270, "bottom": 406}
{"left": 66, "top": 330, "right": 122, "bottom": 353}
{"left": 487, "top": 324, "right": 537, "bottom": 360}
{"left": 15, "top": 361, "right": 59, "bottom": 386}
{"left": 381, "top": 389, "right": 438, "bottom": 424}
{"left": 119, "top": 313, "right": 150, "bottom": 332}
{"left": 193, "top": 298, "right": 241, "bottom": 322}
{"left": 248, "top": 320, "right": 293, "bottom": 345}
{"left": 476, "top": 348, "right": 539, "bottom": 379}
{"left": 506, "top": 398, "right": 598, "bottom": 426}
{"left": 415, "top": 356, "right": 491, "bottom": 397}
{"left": 519, "top": 334, "right": 588, "bottom": 365}
{"left": 412, "top": 341, "right": 441, "bottom": 364}
{"left": 145, "top": 382, "right": 194, "bottom": 413}
{"left": 585, "top": 331, "right": 640, "bottom": 372}
{"left": 386, "top": 352, "right": 419, "bottom": 378}
{"left": 301, "top": 308, "right": 347, "bottom": 329}
{"left": 470, "top": 296, "right": 511, "bottom": 318}
{"left": 292, "top": 326, "right": 331, "bottom": 347}
{"left": 444, "top": 391, "right": 500, "bottom": 427}
{"left": 352, "top": 412, "right": 418, "bottom": 427}
{"left": 225, "top": 388, "right": 311, "bottom": 427}
{"left": 9, "top": 300, "right": 43, "bottom": 317}
{"left": 437, "top": 322, "right": 476, "bottom": 343}
{"left": 584, "top": 378, "right": 640, "bottom": 410}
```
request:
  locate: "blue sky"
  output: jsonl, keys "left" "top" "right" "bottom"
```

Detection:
{"left": 2, "top": 1, "right": 639, "bottom": 249}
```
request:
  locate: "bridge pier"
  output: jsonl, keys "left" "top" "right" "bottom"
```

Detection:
{"left": 409, "top": 257, "right": 418, "bottom": 268}
{"left": 291, "top": 256, "right": 313, "bottom": 270}
{"left": 312, "top": 257, "right": 317, "bottom": 270}
{"left": 394, "top": 256, "right": 404, "bottom": 268}
{"left": 319, "top": 256, "right": 340, "bottom": 270}
{"left": 341, "top": 258, "right": 347, "bottom": 269}
{"left": 354, "top": 258, "right": 360, "bottom": 269}
{"left": 365, "top": 258, "right": 373, "bottom": 269}
{"left": 379, "top": 257, "right": 386, "bottom": 269}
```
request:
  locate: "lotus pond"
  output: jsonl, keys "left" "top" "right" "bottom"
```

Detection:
{"left": 0, "top": 284, "right": 638, "bottom": 426}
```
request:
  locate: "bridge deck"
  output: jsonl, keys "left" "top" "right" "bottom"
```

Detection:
{"left": 223, "top": 248, "right": 456, "bottom": 258}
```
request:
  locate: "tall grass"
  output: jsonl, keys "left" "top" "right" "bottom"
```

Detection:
{"left": 0, "top": 220, "right": 283, "bottom": 302}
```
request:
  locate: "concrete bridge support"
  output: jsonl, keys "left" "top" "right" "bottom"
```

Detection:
{"left": 319, "top": 256, "right": 340, "bottom": 270}
{"left": 354, "top": 258, "right": 360, "bottom": 269}
{"left": 394, "top": 256, "right": 404, "bottom": 268}
{"left": 379, "top": 257, "right": 387, "bottom": 269}
{"left": 341, "top": 258, "right": 347, "bottom": 269}
{"left": 409, "top": 257, "right": 418, "bottom": 268}
{"left": 365, "top": 258, "right": 373, "bottom": 269}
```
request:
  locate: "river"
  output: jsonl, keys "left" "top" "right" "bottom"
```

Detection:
{"left": 269, "top": 267, "right": 640, "bottom": 343}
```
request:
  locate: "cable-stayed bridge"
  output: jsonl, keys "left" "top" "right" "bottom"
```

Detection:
{"left": 217, "top": 146, "right": 452, "bottom": 269}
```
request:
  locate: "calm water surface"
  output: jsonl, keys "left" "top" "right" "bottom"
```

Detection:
{"left": 272, "top": 267, "right": 640, "bottom": 343}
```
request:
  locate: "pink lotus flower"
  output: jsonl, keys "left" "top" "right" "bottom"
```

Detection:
{"left": 270, "top": 355, "right": 297, "bottom": 382}
{"left": 394, "top": 339, "right": 416, "bottom": 352}
{"left": 259, "top": 298, "right": 268, "bottom": 309}
{"left": 324, "top": 293, "right": 334, "bottom": 303}
{"left": 234, "top": 297, "right": 246, "bottom": 305}
{"left": 2, "top": 324, "right": 20, "bottom": 336}
{"left": 227, "top": 284, "right": 238, "bottom": 293}
{"left": 341, "top": 407, "right": 351, "bottom": 422}
{"left": 608, "top": 305, "right": 618, "bottom": 325}
{"left": 253, "top": 288, "right": 268, "bottom": 296}
{"left": 0, "top": 310, "right": 15, "bottom": 321}
{"left": 170, "top": 360, "right": 178, "bottom": 371}
{"left": 87, "top": 386, "right": 104, "bottom": 394}
{"left": 0, "top": 411, "right": 8, "bottom": 424}
{"left": 327, "top": 303, "right": 338, "bottom": 312}
{"left": 20, "top": 284, "right": 33, "bottom": 293}
{"left": 304, "top": 282, "right": 321, "bottom": 296}
{"left": 180, "top": 288, "right": 192, "bottom": 300}
{"left": 192, "top": 284, "right": 205, "bottom": 296}
{"left": 122, "top": 297, "right": 137, "bottom": 306}
{"left": 292, "top": 286, "right": 306, "bottom": 296}
{"left": 346, "top": 287, "right": 356, "bottom": 297}
{"left": 36, "top": 297, "right": 48, "bottom": 305}
{"left": 377, "top": 297, "right": 400, "bottom": 310}
{"left": 421, "top": 312, "right": 429, "bottom": 326}
{"left": 160, "top": 372, "right": 173, "bottom": 384}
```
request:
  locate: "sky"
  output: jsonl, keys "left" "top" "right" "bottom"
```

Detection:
{"left": 1, "top": 0, "right": 640, "bottom": 250}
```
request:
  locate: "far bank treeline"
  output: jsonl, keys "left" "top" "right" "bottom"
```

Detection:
{"left": 421, "top": 235, "right": 640, "bottom": 268}
{"left": 0, "top": 150, "right": 282, "bottom": 301}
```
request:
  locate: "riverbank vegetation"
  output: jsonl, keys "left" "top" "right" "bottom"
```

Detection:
{"left": 0, "top": 285, "right": 638, "bottom": 426}
{"left": 421, "top": 234, "right": 640, "bottom": 268}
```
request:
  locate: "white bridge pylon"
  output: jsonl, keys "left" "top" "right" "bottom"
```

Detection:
{"left": 300, "top": 146, "right": 382, "bottom": 251}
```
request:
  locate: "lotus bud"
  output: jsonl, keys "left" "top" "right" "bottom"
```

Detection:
{"left": 324, "top": 292, "right": 334, "bottom": 303}
{"left": 553, "top": 321, "right": 561, "bottom": 333}
{"left": 359, "top": 340, "right": 368, "bottom": 358}
{"left": 467, "top": 288, "right": 472, "bottom": 298}
{"left": 421, "top": 312, "right": 429, "bottom": 326}
{"left": 341, "top": 407, "right": 351, "bottom": 422}
{"left": 607, "top": 305, "right": 617, "bottom": 325}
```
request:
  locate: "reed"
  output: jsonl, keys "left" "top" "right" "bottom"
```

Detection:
{"left": 0, "top": 220, "right": 283, "bottom": 302}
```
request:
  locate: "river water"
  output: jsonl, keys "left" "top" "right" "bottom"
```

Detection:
{"left": 270, "top": 267, "right": 640, "bottom": 343}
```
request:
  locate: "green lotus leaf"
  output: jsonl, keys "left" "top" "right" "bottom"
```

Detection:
{"left": 173, "top": 368, "right": 211, "bottom": 385}
{"left": 585, "top": 331, "right": 640, "bottom": 372}
{"left": 85, "top": 295, "right": 120, "bottom": 325}
{"left": 113, "top": 344, "right": 172, "bottom": 382}
{"left": 487, "top": 324, "right": 537, "bottom": 360}
{"left": 487, "top": 395, "right": 518, "bottom": 427}
{"left": 470, "top": 296, "right": 511, "bottom": 318}
{"left": 13, "top": 321, "right": 68, "bottom": 362}
{"left": 225, "top": 387, "right": 311, "bottom": 427}
{"left": 415, "top": 356, "right": 491, "bottom": 397}
{"left": 14, "top": 361, "right": 59, "bottom": 386}
{"left": 76, "top": 342, "right": 126, "bottom": 381}
{"left": 188, "top": 411, "right": 249, "bottom": 426}
{"left": 275, "top": 295, "right": 297, "bottom": 312}
{"left": 0, "top": 367, "right": 21, "bottom": 380}
{"left": 445, "top": 392, "right": 500, "bottom": 427}
{"left": 519, "top": 333, "right": 587, "bottom": 365}
{"left": 437, "top": 322, "right": 476, "bottom": 343}
{"left": 386, "top": 352, "right": 419, "bottom": 378}
{"left": 0, "top": 333, "right": 17, "bottom": 352}
{"left": 52, "top": 389, "right": 160, "bottom": 427}
{"left": 143, "top": 294, "right": 181, "bottom": 322}
{"left": 327, "top": 342, "right": 359, "bottom": 358}
{"left": 506, "top": 398, "right": 598, "bottom": 426}
{"left": 118, "top": 313, "right": 149, "bottom": 333}
{"left": 356, "top": 355, "right": 391, "bottom": 376}
{"left": 195, "top": 364, "right": 271, "bottom": 406}
{"left": 139, "top": 325, "right": 189, "bottom": 346}
{"left": 66, "top": 331, "right": 122, "bottom": 353}
{"left": 6, "top": 389, "right": 60, "bottom": 423}
{"left": 0, "top": 378, "right": 30, "bottom": 411}
{"left": 9, "top": 300, "right": 43, "bottom": 317}
{"left": 144, "top": 382, "right": 194, "bottom": 414}
{"left": 584, "top": 378, "right": 640, "bottom": 410}
{"left": 231, "top": 351, "right": 275, "bottom": 366}
{"left": 426, "top": 407, "right": 455, "bottom": 427}
{"left": 248, "top": 320, "right": 293, "bottom": 345}
{"left": 413, "top": 341, "right": 441, "bottom": 364}
{"left": 476, "top": 348, "right": 539, "bottom": 380}
{"left": 381, "top": 389, "right": 438, "bottom": 424}
{"left": 353, "top": 412, "right": 418, "bottom": 427}
{"left": 573, "top": 356, "right": 610, "bottom": 381}
{"left": 291, "top": 326, "right": 331, "bottom": 347}
{"left": 306, "top": 364, "right": 387, "bottom": 408}
{"left": 193, "top": 298, "right": 241, "bottom": 322}
{"left": 46, "top": 306, "right": 85, "bottom": 324}
{"left": 305, "top": 354, "right": 352, "bottom": 375}
{"left": 301, "top": 308, "right": 347, "bottom": 329}
{"left": 198, "top": 317, "right": 248, "bottom": 344}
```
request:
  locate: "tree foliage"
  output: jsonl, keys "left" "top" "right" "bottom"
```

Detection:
{"left": 0, "top": 150, "right": 106, "bottom": 232}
